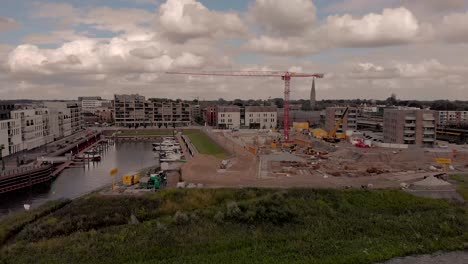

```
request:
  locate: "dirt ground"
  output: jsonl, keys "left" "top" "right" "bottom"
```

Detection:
{"left": 180, "top": 130, "right": 468, "bottom": 191}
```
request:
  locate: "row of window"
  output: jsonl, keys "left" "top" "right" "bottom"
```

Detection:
{"left": 248, "top": 113, "right": 275, "bottom": 117}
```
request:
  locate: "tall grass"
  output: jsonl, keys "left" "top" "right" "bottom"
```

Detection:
{"left": 1, "top": 189, "right": 467, "bottom": 264}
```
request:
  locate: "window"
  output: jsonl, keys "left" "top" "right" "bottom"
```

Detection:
{"left": 271, "top": 113, "right": 274, "bottom": 117}
{"left": 264, "top": 114, "right": 267, "bottom": 117}
{"left": 264, "top": 119, "right": 267, "bottom": 122}
{"left": 271, "top": 119, "right": 275, "bottom": 122}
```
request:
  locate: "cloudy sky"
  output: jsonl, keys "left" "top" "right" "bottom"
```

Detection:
{"left": 0, "top": 0, "right": 467, "bottom": 100}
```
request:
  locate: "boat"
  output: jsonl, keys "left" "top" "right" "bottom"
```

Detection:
{"left": 152, "top": 140, "right": 177, "bottom": 147}
{"left": 159, "top": 151, "right": 183, "bottom": 162}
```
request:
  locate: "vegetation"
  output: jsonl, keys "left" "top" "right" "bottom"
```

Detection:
{"left": 0, "top": 199, "right": 70, "bottom": 246}
{"left": 1, "top": 189, "right": 467, "bottom": 264}
{"left": 183, "top": 129, "right": 228, "bottom": 158}
{"left": 450, "top": 174, "right": 468, "bottom": 200}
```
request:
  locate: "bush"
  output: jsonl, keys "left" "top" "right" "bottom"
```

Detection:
{"left": 173, "top": 211, "right": 189, "bottom": 225}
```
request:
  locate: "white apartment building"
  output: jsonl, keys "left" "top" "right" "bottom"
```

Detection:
{"left": 0, "top": 119, "right": 22, "bottom": 157}
{"left": 43, "top": 102, "right": 82, "bottom": 134}
{"left": 217, "top": 106, "right": 241, "bottom": 129}
{"left": 81, "top": 99, "right": 112, "bottom": 113}
{"left": 11, "top": 109, "right": 45, "bottom": 151}
{"left": 244, "top": 106, "right": 277, "bottom": 129}
{"left": 438, "top": 111, "right": 468, "bottom": 125}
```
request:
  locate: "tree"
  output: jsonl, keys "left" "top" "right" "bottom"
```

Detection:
{"left": 385, "top": 93, "right": 397, "bottom": 106}
{"left": 233, "top": 99, "right": 244, "bottom": 106}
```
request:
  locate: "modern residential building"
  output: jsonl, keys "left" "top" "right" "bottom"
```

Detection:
{"left": 10, "top": 109, "right": 45, "bottom": 151}
{"left": 191, "top": 104, "right": 202, "bottom": 123}
{"left": 244, "top": 106, "right": 277, "bottom": 129}
{"left": 80, "top": 97, "right": 112, "bottom": 113}
{"left": 325, "top": 107, "right": 358, "bottom": 134}
{"left": 217, "top": 106, "right": 241, "bottom": 129}
{"left": 383, "top": 109, "right": 437, "bottom": 147}
{"left": 43, "top": 102, "right": 83, "bottom": 134}
{"left": 204, "top": 106, "right": 217, "bottom": 126}
{"left": 114, "top": 94, "right": 191, "bottom": 127}
{"left": 438, "top": 111, "right": 468, "bottom": 126}
{"left": 0, "top": 119, "right": 21, "bottom": 157}
{"left": 0, "top": 102, "right": 15, "bottom": 120}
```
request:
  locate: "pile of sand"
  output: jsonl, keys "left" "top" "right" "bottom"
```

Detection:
{"left": 411, "top": 176, "right": 452, "bottom": 190}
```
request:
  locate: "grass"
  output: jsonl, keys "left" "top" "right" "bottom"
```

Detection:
{"left": 183, "top": 130, "right": 228, "bottom": 158}
{"left": 450, "top": 174, "right": 468, "bottom": 200}
{"left": 0, "top": 199, "right": 70, "bottom": 246}
{"left": 0, "top": 189, "right": 467, "bottom": 264}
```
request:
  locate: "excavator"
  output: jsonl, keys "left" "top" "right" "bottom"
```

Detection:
{"left": 324, "top": 107, "right": 349, "bottom": 143}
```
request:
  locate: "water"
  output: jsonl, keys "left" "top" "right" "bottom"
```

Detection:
{"left": 0, "top": 140, "right": 158, "bottom": 216}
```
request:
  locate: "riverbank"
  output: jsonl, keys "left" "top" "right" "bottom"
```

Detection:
{"left": 1, "top": 189, "right": 467, "bottom": 264}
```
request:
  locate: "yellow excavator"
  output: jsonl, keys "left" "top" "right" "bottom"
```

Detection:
{"left": 324, "top": 107, "right": 349, "bottom": 143}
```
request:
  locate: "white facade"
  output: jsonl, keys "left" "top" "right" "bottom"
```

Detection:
{"left": 0, "top": 120, "right": 9, "bottom": 158}
{"left": 82, "top": 99, "right": 111, "bottom": 112}
{"left": 217, "top": 111, "right": 241, "bottom": 129}
{"left": 0, "top": 119, "right": 22, "bottom": 157}
{"left": 11, "top": 109, "right": 45, "bottom": 151}
{"left": 438, "top": 111, "right": 468, "bottom": 125}
{"left": 245, "top": 111, "right": 277, "bottom": 129}
{"left": 43, "top": 102, "right": 82, "bottom": 135}
{"left": 244, "top": 106, "right": 277, "bottom": 129}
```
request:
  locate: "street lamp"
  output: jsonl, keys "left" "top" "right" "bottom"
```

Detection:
{"left": 0, "top": 144, "right": 5, "bottom": 171}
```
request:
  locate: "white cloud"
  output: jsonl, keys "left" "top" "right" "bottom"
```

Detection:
{"left": 247, "top": 36, "right": 319, "bottom": 56}
{"left": 324, "top": 7, "right": 420, "bottom": 47}
{"left": 249, "top": 0, "right": 316, "bottom": 36}
{"left": 158, "top": 0, "right": 247, "bottom": 42}
{"left": 0, "top": 16, "right": 20, "bottom": 32}
{"left": 439, "top": 11, "right": 468, "bottom": 43}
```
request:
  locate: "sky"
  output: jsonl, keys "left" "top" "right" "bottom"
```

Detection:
{"left": 0, "top": 0, "right": 467, "bottom": 101}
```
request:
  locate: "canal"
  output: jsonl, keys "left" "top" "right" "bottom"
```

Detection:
{"left": 0, "top": 140, "right": 157, "bottom": 216}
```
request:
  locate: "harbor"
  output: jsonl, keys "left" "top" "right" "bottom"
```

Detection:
{"left": 0, "top": 139, "right": 158, "bottom": 215}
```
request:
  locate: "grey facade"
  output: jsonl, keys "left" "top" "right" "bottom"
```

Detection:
{"left": 114, "top": 94, "right": 191, "bottom": 127}
{"left": 383, "top": 109, "right": 437, "bottom": 147}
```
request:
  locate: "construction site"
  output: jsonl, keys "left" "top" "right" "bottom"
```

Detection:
{"left": 179, "top": 127, "right": 467, "bottom": 200}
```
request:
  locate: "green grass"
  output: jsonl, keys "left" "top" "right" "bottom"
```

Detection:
{"left": 450, "top": 174, "right": 468, "bottom": 200}
{"left": 0, "top": 199, "right": 70, "bottom": 246}
{"left": 183, "top": 130, "right": 228, "bottom": 158}
{"left": 0, "top": 189, "right": 467, "bottom": 264}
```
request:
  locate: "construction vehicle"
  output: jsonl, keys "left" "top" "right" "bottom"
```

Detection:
{"left": 140, "top": 171, "right": 167, "bottom": 190}
{"left": 324, "top": 107, "right": 349, "bottom": 143}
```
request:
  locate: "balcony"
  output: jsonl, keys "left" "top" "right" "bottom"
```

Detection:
{"left": 423, "top": 137, "right": 435, "bottom": 142}
{"left": 404, "top": 130, "right": 415, "bottom": 134}
{"left": 423, "top": 131, "right": 435, "bottom": 135}
{"left": 404, "top": 136, "right": 415, "bottom": 141}
{"left": 405, "top": 116, "right": 416, "bottom": 121}
{"left": 404, "top": 123, "right": 416, "bottom": 127}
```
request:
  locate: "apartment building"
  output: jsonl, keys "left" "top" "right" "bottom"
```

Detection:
{"left": 438, "top": 111, "right": 468, "bottom": 126}
{"left": 217, "top": 106, "right": 241, "bottom": 129}
{"left": 325, "top": 107, "right": 358, "bottom": 134}
{"left": 0, "top": 119, "right": 21, "bottom": 157}
{"left": 114, "top": 94, "right": 191, "bottom": 127}
{"left": 383, "top": 109, "right": 437, "bottom": 147}
{"left": 0, "top": 102, "right": 15, "bottom": 120}
{"left": 244, "top": 106, "right": 277, "bottom": 129}
{"left": 79, "top": 97, "right": 112, "bottom": 114}
{"left": 43, "top": 102, "right": 83, "bottom": 134}
{"left": 12, "top": 109, "right": 45, "bottom": 150}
